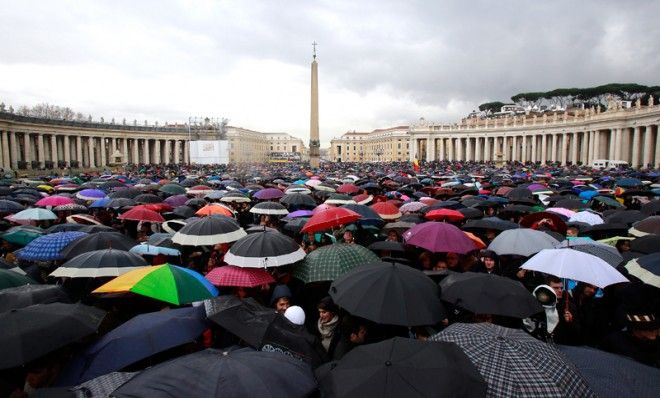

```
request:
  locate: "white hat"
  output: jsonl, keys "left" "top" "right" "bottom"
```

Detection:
{"left": 284, "top": 305, "right": 306, "bottom": 325}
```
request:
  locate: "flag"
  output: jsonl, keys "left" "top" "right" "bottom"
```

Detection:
{"left": 412, "top": 159, "right": 420, "bottom": 173}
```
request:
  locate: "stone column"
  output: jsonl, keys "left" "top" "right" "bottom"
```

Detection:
{"left": 143, "top": 139, "right": 150, "bottom": 164}
{"left": 614, "top": 128, "right": 623, "bottom": 160}
{"left": 100, "top": 137, "right": 107, "bottom": 168}
{"left": 520, "top": 135, "right": 527, "bottom": 163}
{"left": 465, "top": 137, "right": 472, "bottom": 161}
{"left": 122, "top": 138, "right": 129, "bottom": 165}
{"left": 184, "top": 140, "right": 190, "bottom": 164}
{"left": 642, "top": 126, "right": 654, "bottom": 168}
{"left": 447, "top": 138, "right": 454, "bottom": 161}
{"left": 549, "top": 134, "right": 557, "bottom": 162}
{"left": 570, "top": 133, "right": 578, "bottom": 165}
{"left": 76, "top": 136, "right": 83, "bottom": 167}
{"left": 632, "top": 126, "right": 641, "bottom": 167}
{"left": 9, "top": 132, "right": 18, "bottom": 169}
{"left": 88, "top": 137, "right": 96, "bottom": 168}
{"left": 608, "top": 129, "right": 616, "bottom": 160}
{"left": 655, "top": 127, "right": 660, "bottom": 168}
{"left": 541, "top": 134, "right": 547, "bottom": 164}
{"left": 37, "top": 134, "right": 45, "bottom": 168}
{"left": 455, "top": 138, "right": 462, "bottom": 161}
{"left": 425, "top": 137, "right": 433, "bottom": 161}
{"left": 559, "top": 134, "right": 567, "bottom": 165}
{"left": 579, "top": 132, "right": 588, "bottom": 165}
{"left": 530, "top": 135, "right": 537, "bottom": 163}
{"left": 64, "top": 136, "right": 71, "bottom": 166}
{"left": 154, "top": 139, "right": 161, "bottom": 164}
{"left": 484, "top": 136, "right": 490, "bottom": 161}
{"left": 164, "top": 140, "right": 172, "bottom": 164}
{"left": 174, "top": 140, "right": 181, "bottom": 164}
{"left": 510, "top": 136, "right": 517, "bottom": 162}
{"left": 132, "top": 139, "right": 139, "bottom": 163}
{"left": 1, "top": 132, "right": 10, "bottom": 170}
{"left": 593, "top": 131, "right": 601, "bottom": 160}
{"left": 23, "top": 133, "right": 32, "bottom": 169}
{"left": 409, "top": 137, "right": 417, "bottom": 161}
{"left": 50, "top": 135, "right": 57, "bottom": 165}
{"left": 474, "top": 137, "right": 481, "bottom": 161}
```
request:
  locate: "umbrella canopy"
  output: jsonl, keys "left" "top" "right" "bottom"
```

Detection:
{"left": 104, "top": 197, "right": 136, "bottom": 209}
{"left": 439, "top": 272, "right": 542, "bottom": 318}
{"left": 129, "top": 244, "right": 181, "bottom": 257}
{"left": 336, "top": 183, "right": 360, "bottom": 194}
{"left": 301, "top": 207, "right": 362, "bottom": 234}
{"left": 111, "top": 348, "right": 317, "bottom": 398}
{"left": 430, "top": 323, "right": 595, "bottom": 398}
{"left": 164, "top": 194, "right": 189, "bottom": 207}
{"left": 554, "top": 239, "right": 624, "bottom": 267}
{"left": 341, "top": 204, "right": 384, "bottom": 225}
{"left": 280, "top": 193, "right": 316, "bottom": 209}
{"left": 76, "top": 189, "right": 106, "bottom": 201}
{"left": 425, "top": 208, "right": 465, "bottom": 222}
{"left": 220, "top": 192, "right": 251, "bottom": 203}
{"left": 329, "top": 261, "right": 445, "bottom": 326}
{"left": 0, "top": 199, "right": 24, "bottom": 213}
{"left": 60, "top": 232, "right": 138, "bottom": 258}
{"left": 521, "top": 249, "right": 628, "bottom": 288}
{"left": 253, "top": 188, "right": 284, "bottom": 200}
{"left": 1, "top": 225, "right": 44, "bottom": 245}
{"left": 0, "top": 303, "right": 106, "bottom": 369}
{"left": 223, "top": 230, "right": 305, "bottom": 268}
{"left": 463, "top": 217, "right": 520, "bottom": 232}
{"left": 568, "top": 211, "right": 604, "bottom": 226}
{"left": 403, "top": 222, "right": 477, "bottom": 254}
{"left": 0, "top": 268, "right": 38, "bottom": 290}
{"left": 93, "top": 264, "right": 218, "bottom": 305}
{"left": 488, "top": 228, "right": 559, "bottom": 257}
{"left": 624, "top": 253, "right": 660, "bottom": 288}
{"left": 65, "top": 307, "right": 207, "bottom": 384}
{"left": 318, "top": 337, "right": 486, "bottom": 398}
{"left": 629, "top": 216, "right": 660, "bottom": 237}
{"left": 134, "top": 193, "right": 163, "bottom": 204}
{"left": 196, "top": 203, "right": 235, "bottom": 217}
{"left": 399, "top": 201, "right": 427, "bottom": 213}
{"left": 249, "top": 201, "right": 289, "bottom": 216}
{"left": 0, "top": 284, "right": 70, "bottom": 311}
{"left": 293, "top": 243, "right": 379, "bottom": 283}
{"left": 370, "top": 202, "right": 402, "bottom": 220}
{"left": 12, "top": 208, "right": 57, "bottom": 221}
{"left": 159, "top": 183, "right": 186, "bottom": 195}
{"left": 325, "top": 193, "right": 356, "bottom": 205}
{"left": 557, "top": 344, "right": 660, "bottom": 398}
{"left": 35, "top": 195, "right": 75, "bottom": 207}
{"left": 118, "top": 206, "right": 165, "bottom": 223}
{"left": 17, "top": 231, "right": 88, "bottom": 262}
{"left": 51, "top": 249, "right": 149, "bottom": 278}
{"left": 205, "top": 265, "right": 275, "bottom": 287}
{"left": 172, "top": 216, "right": 246, "bottom": 246}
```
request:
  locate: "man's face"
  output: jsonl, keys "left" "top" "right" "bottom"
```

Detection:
{"left": 350, "top": 326, "right": 367, "bottom": 344}
{"left": 275, "top": 297, "right": 290, "bottom": 314}
{"left": 549, "top": 281, "right": 563, "bottom": 298}
{"left": 582, "top": 284, "right": 596, "bottom": 298}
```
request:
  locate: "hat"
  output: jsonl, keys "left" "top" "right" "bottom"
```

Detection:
{"left": 532, "top": 284, "right": 557, "bottom": 307}
{"left": 479, "top": 250, "right": 498, "bottom": 260}
{"left": 626, "top": 312, "right": 658, "bottom": 331}
{"left": 284, "top": 306, "right": 306, "bottom": 325}
{"left": 270, "top": 284, "right": 292, "bottom": 306}
{"left": 317, "top": 296, "right": 339, "bottom": 314}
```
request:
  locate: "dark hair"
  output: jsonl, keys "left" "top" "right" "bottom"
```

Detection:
{"left": 545, "top": 275, "right": 562, "bottom": 285}
{"left": 317, "top": 296, "right": 339, "bottom": 314}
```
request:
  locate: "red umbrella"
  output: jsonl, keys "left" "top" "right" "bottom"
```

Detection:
{"left": 312, "top": 203, "right": 335, "bottom": 214}
{"left": 118, "top": 207, "right": 165, "bottom": 223}
{"left": 336, "top": 184, "right": 360, "bottom": 194}
{"left": 370, "top": 202, "right": 402, "bottom": 220}
{"left": 205, "top": 265, "right": 275, "bottom": 288}
{"left": 141, "top": 203, "right": 173, "bottom": 213}
{"left": 301, "top": 207, "right": 362, "bottom": 234}
{"left": 352, "top": 194, "right": 373, "bottom": 205}
{"left": 425, "top": 208, "right": 465, "bottom": 222}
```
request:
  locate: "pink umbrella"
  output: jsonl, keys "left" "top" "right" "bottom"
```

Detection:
{"left": 403, "top": 222, "right": 477, "bottom": 254}
{"left": 546, "top": 207, "right": 576, "bottom": 218}
{"left": 205, "top": 265, "right": 275, "bottom": 287}
{"left": 35, "top": 196, "right": 76, "bottom": 207}
{"left": 312, "top": 203, "right": 335, "bottom": 214}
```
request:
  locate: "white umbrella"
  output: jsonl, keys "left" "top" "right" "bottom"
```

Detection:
{"left": 521, "top": 249, "right": 628, "bottom": 288}
{"left": 488, "top": 228, "right": 559, "bottom": 257}
{"left": 568, "top": 211, "right": 604, "bottom": 226}
{"left": 11, "top": 208, "right": 57, "bottom": 221}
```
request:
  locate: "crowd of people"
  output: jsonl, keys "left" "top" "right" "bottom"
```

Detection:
{"left": 0, "top": 159, "right": 658, "bottom": 397}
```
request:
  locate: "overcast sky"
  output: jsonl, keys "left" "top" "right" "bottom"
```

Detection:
{"left": 1, "top": 0, "right": 658, "bottom": 146}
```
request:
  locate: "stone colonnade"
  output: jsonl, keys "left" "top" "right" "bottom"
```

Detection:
{"left": 0, "top": 131, "right": 190, "bottom": 170}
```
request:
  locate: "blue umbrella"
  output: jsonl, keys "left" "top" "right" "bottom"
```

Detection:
{"left": 579, "top": 190, "right": 599, "bottom": 200}
{"left": 76, "top": 189, "right": 107, "bottom": 201}
{"left": 59, "top": 306, "right": 207, "bottom": 384}
{"left": 89, "top": 197, "right": 112, "bottom": 208}
{"left": 178, "top": 266, "right": 219, "bottom": 296}
{"left": 0, "top": 199, "right": 25, "bottom": 213}
{"left": 615, "top": 178, "right": 643, "bottom": 188}
{"left": 17, "top": 231, "right": 88, "bottom": 261}
{"left": 129, "top": 244, "right": 181, "bottom": 256}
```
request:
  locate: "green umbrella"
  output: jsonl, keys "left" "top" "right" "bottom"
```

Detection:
{"left": 292, "top": 243, "right": 379, "bottom": 283}
{"left": 0, "top": 269, "right": 38, "bottom": 290}
{"left": 1, "top": 226, "right": 44, "bottom": 246}
{"left": 592, "top": 196, "right": 623, "bottom": 208}
{"left": 159, "top": 184, "right": 186, "bottom": 195}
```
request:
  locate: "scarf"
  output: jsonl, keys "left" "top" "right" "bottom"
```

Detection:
{"left": 318, "top": 315, "right": 339, "bottom": 351}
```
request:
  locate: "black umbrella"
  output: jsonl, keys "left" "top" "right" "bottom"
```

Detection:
{"left": 283, "top": 217, "right": 308, "bottom": 233}
{"left": 582, "top": 223, "right": 628, "bottom": 240}
{"left": 0, "top": 284, "right": 71, "bottom": 311}
{"left": 605, "top": 210, "right": 645, "bottom": 226}
{"left": 223, "top": 230, "right": 306, "bottom": 268}
{"left": 367, "top": 241, "right": 406, "bottom": 253}
{"left": 0, "top": 303, "right": 105, "bottom": 369}
{"left": 341, "top": 204, "right": 384, "bottom": 225}
{"left": 458, "top": 207, "right": 483, "bottom": 219}
{"left": 330, "top": 261, "right": 445, "bottom": 326}
{"left": 112, "top": 348, "right": 316, "bottom": 398}
{"left": 280, "top": 193, "right": 316, "bottom": 209}
{"left": 50, "top": 249, "right": 149, "bottom": 278}
{"left": 105, "top": 198, "right": 136, "bottom": 208}
{"left": 60, "top": 232, "right": 138, "bottom": 258}
{"left": 147, "top": 233, "right": 175, "bottom": 247}
{"left": 463, "top": 217, "right": 519, "bottom": 232}
{"left": 249, "top": 201, "right": 289, "bottom": 216}
{"left": 185, "top": 198, "right": 208, "bottom": 207}
{"left": 78, "top": 225, "right": 116, "bottom": 233}
{"left": 134, "top": 193, "right": 162, "bottom": 204}
{"left": 205, "top": 296, "right": 324, "bottom": 366}
{"left": 45, "top": 223, "right": 87, "bottom": 233}
{"left": 317, "top": 337, "right": 486, "bottom": 398}
{"left": 108, "top": 188, "right": 141, "bottom": 199}
{"left": 640, "top": 200, "right": 660, "bottom": 216}
{"left": 172, "top": 205, "right": 196, "bottom": 218}
{"left": 172, "top": 216, "right": 246, "bottom": 246}
{"left": 554, "top": 199, "right": 587, "bottom": 210}
{"left": 499, "top": 204, "right": 535, "bottom": 215}
{"left": 630, "top": 235, "right": 660, "bottom": 254}
{"left": 0, "top": 199, "right": 24, "bottom": 213}
{"left": 439, "top": 272, "right": 542, "bottom": 318}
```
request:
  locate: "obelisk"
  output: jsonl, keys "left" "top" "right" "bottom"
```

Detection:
{"left": 309, "top": 41, "right": 320, "bottom": 168}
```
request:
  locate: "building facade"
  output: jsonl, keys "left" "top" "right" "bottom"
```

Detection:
{"left": 329, "top": 126, "right": 410, "bottom": 162}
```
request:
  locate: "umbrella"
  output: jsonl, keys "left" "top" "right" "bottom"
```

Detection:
{"left": 624, "top": 253, "right": 660, "bottom": 288}
{"left": 604, "top": 210, "right": 645, "bottom": 226}
{"left": 630, "top": 235, "right": 660, "bottom": 254}
{"left": 0, "top": 284, "right": 70, "bottom": 311}
{"left": 569, "top": 211, "right": 604, "bottom": 226}
{"left": 629, "top": 216, "right": 660, "bottom": 237}
{"left": 104, "top": 198, "right": 136, "bottom": 208}
{"left": 546, "top": 207, "right": 576, "bottom": 218}
{"left": 35, "top": 195, "right": 75, "bottom": 207}
{"left": 108, "top": 188, "right": 141, "bottom": 199}
{"left": 554, "top": 199, "right": 587, "bottom": 210}
{"left": 280, "top": 193, "right": 316, "bottom": 209}
{"left": 60, "top": 232, "right": 138, "bottom": 258}
{"left": 488, "top": 229, "right": 559, "bottom": 257}
{"left": 403, "top": 222, "right": 477, "bottom": 254}
{"left": 292, "top": 243, "right": 379, "bottom": 283}
{"left": 223, "top": 230, "right": 306, "bottom": 268}
{"left": 172, "top": 205, "right": 196, "bottom": 218}
{"left": 458, "top": 207, "right": 484, "bottom": 219}
{"left": 129, "top": 244, "right": 181, "bottom": 257}
{"left": 341, "top": 204, "right": 384, "bottom": 225}
{"left": 325, "top": 193, "right": 356, "bottom": 205}
{"left": 253, "top": 188, "right": 284, "bottom": 200}
{"left": 196, "top": 203, "right": 235, "bottom": 217}
{"left": 172, "top": 216, "right": 246, "bottom": 246}
{"left": 186, "top": 198, "right": 208, "bottom": 207}
{"left": 63, "top": 307, "right": 207, "bottom": 384}
{"left": 79, "top": 224, "right": 116, "bottom": 233}
{"left": 336, "top": 183, "right": 360, "bottom": 194}
{"left": 301, "top": 207, "right": 362, "bottom": 234}
{"left": 220, "top": 192, "right": 251, "bottom": 203}
{"left": 0, "top": 199, "right": 24, "bottom": 213}
{"left": 287, "top": 209, "right": 313, "bottom": 218}
{"left": 159, "top": 184, "right": 186, "bottom": 195}
{"left": 111, "top": 348, "right": 317, "bottom": 398}
{"left": 11, "top": 208, "right": 57, "bottom": 221}
{"left": 118, "top": 206, "right": 165, "bottom": 223}
{"left": 554, "top": 239, "right": 624, "bottom": 267}
{"left": 17, "top": 231, "right": 88, "bottom": 262}
{"left": 164, "top": 194, "right": 189, "bottom": 207}
{"left": 0, "top": 303, "right": 106, "bottom": 369}
{"left": 592, "top": 195, "right": 624, "bottom": 208}
{"left": 615, "top": 177, "right": 643, "bottom": 188}
{"left": 399, "top": 201, "right": 427, "bottom": 213}
{"left": 134, "top": 193, "right": 163, "bottom": 204}
{"left": 1, "top": 225, "right": 44, "bottom": 245}
{"left": 51, "top": 249, "right": 149, "bottom": 278}
{"left": 430, "top": 323, "right": 595, "bottom": 398}
{"left": 557, "top": 344, "right": 660, "bottom": 398}
{"left": 283, "top": 217, "right": 308, "bottom": 233}
{"left": 0, "top": 268, "right": 37, "bottom": 290}
{"left": 317, "top": 337, "right": 486, "bottom": 398}
{"left": 249, "top": 201, "right": 289, "bottom": 216}
{"left": 76, "top": 189, "right": 106, "bottom": 201}
{"left": 521, "top": 249, "right": 628, "bottom": 288}
{"left": 640, "top": 200, "right": 660, "bottom": 216}
{"left": 329, "top": 261, "right": 445, "bottom": 326}
{"left": 462, "top": 217, "right": 519, "bottom": 232}
{"left": 205, "top": 265, "right": 275, "bottom": 287}
{"left": 53, "top": 203, "right": 88, "bottom": 212}
{"left": 439, "top": 272, "right": 542, "bottom": 318}
{"left": 187, "top": 185, "right": 214, "bottom": 196}
{"left": 425, "top": 208, "right": 465, "bottom": 222}
{"left": 93, "top": 264, "right": 218, "bottom": 305}
{"left": 369, "top": 202, "right": 402, "bottom": 220}
{"left": 368, "top": 241, "right": 405, "bottom": 253}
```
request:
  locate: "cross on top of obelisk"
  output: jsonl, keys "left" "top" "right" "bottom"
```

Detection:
{"left": 312, "top": 41, "right": 318, "bottom": 59}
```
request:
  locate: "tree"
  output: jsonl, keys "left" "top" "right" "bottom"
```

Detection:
{"left": 478, "top": 101, "right": 506, "bottom": 113}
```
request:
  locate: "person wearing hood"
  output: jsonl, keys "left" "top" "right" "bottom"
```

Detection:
{"left": 316, "top": 296, "right": 341, "bottom": 356}
{"left": 270, "top": 284, "right": 293, "bottom": 314}
{"left": 524, "top": 278, "right": 583, "bottom": 345}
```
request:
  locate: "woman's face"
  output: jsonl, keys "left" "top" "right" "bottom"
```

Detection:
{"left": 483, "top": 257, "right": 496, "bottom": 270}
{"left": 275, "top": 297, "right": 290, "bottom": 314}
{"left": 318, "top": 308, "right": 334, "bottom": 323}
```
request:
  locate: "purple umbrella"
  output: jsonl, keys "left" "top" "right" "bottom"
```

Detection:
{"left": 253, "top": 188, "right": 284, "bottom": 200}
{"left": 76, "top": 189, "right": 107, "bottom": 201}
{"left": 164, "top": 195, "right": 188, "bottom": 207}
{"left": 403, "top": 222, "right": 477, "bottom": 254}
{"left": 288, "top": 210, "right": 314, "bottom": 218}
{"left": 527, "top": 183, "right": 547, "bottom": 192}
